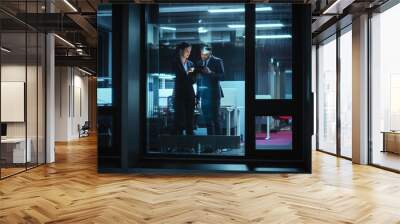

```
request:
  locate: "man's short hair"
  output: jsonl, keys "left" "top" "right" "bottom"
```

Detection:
{"left": 200, "top": 45, "right": 212, "bottom": 54}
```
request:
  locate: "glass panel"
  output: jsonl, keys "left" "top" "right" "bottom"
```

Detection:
{"left": 27, "top": 31, "right": 38, "bottom": 169}
{"left": 97, "top": 5, "right": 120, "bottom": 167}
{"left": 38, "top": 32, "right": 46, "bottom": 165}
{"left": 339, "top": 29, "right": 352, "bottom": 158}
{"left": 1, "top": 31, "right": 28, "bottom": 177}
{"left": 255, "top": 4, "right": 292, "bottom": 100}
{"left": 317, "top": 37, "right": 337, "bottom": 154}
{"left": 371, "top": 4, "right": 400, "bottom": 171}
{"left": 146, "top": 4, "right": 245, "bottom": 156}
{"left": 255, "top": 116, "right": 293, "bottom": 150}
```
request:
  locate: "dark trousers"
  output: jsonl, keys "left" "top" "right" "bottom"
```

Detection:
{"left": 202, "top": 99, "right": 221, "bottom": 135}
{"left": 174, "top": 97, "right": 195, "bottom": 135}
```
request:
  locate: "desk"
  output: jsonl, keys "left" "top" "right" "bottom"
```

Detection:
{"left": 1, "top": 138, "right": 31, "bottom": 163}
{"left": 382, "top": 131, "right": 400, "bottom": 154}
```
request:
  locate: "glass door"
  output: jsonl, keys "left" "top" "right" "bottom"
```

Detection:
{"left": 142, "top": 3, "right": 312, "bottom": 162}
{"left": 248, "top": 3, "right": 311, "bottom": 162}
{"left": 254, "top": 4, "right": 293, "bottom": 153}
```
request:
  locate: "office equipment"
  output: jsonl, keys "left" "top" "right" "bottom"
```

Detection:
{"left": 1, "top": 82, "right": 25, "bottom": 122}
{"left": 220, "top": 88, "right": 237, "bottom": 107}
{"left": 1, "top": 138, "right": 31, "bottom": 163}
{"left": 79, "top": 121, "right": 90, "bottom": 138}
{"left": 1, "top": 123, "right": 7, "bottom": 139}
{"left": 382, "top": 131, "right": 400, "bottom": 154}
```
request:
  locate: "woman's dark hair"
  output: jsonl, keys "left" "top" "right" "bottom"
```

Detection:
{"left": 176, "top": 42, "right": 191, "bottom": 57}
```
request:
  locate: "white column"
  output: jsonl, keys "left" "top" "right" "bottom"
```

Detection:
{"left": 46, "top": 32, "right": 55, "bottom": 163}
{"left": 352, "top": 14, "right": 369, "bottom": 164}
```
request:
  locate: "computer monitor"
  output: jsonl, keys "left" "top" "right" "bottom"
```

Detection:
{"left": 1, "top": 123, "right": 7, "bottom": 137}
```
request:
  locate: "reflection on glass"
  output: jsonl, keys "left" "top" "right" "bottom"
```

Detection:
{"left": 97, "top": 5, "right": 117, "bottom": 163}
{"left": 371, "top": 4, "right": 400, "bottom": 171}
{"left": 255, "top": 4, "right": 292, "bottom": 100}
{"left": 340, "top": 30, "right": 352, "bottom": 158}
{"left": 146, "top": 4, "right": 245, "bottom": 156}
{"left": 317, "top": 37, "right": 337, "bottom": 154}
{"left": 256, "top": 116, "right": 293, "bottom": 150}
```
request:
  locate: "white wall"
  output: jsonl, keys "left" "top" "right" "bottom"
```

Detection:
{"left": 55, "top": 67, "right": 89, "bottom": 141}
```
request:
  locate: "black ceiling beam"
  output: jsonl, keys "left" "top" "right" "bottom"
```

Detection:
{"left": 55, "top": 55, "right": 97, "bottom": 72}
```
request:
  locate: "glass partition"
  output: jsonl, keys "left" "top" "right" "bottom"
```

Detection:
{"left": 255, "top": 116, "right": 292, "bottom": 150}
{"left": 339, "top": 29, "right": 352, "bottom": 158}
{"left": 97, "top": 5, "right": 120, "bottom": 167}
{"left": 317, "top": 37, "right": 337, "bottom": 154}
{"left": 27, "top": 30, "right": 38, "bottom": 169}
{"left": 370, "top": 4, "right": 400, "bottom": 171}
{"left": 0, "top": 1, "right": 46, "bottom": 179}
{"left": 1, "top": 31, "right": 28, "bottom": 177}
{"left": 145, "top": 4, "right": 245, "bottom": 156}
{"left": 255, "top": 4, "right": 292, "bottom": 100}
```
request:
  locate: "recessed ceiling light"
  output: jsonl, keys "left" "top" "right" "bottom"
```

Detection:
{"left": 198, "top": 27, "right": 208, "bottom": 33}
{"left": 228, "top": 23, "right": 284, "bottom": 29}
{"left": 208, "top": 7, "right": 272, "bottom": 13}
{"left": 255, "top": 34, "right": 292, "bottom": 39}
{"left": 160, "top": 26, "right": 176, "bottom": 31}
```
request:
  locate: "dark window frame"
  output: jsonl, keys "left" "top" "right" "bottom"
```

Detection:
{"left": 140, "top": 3, "right": 310, "bottom": 162}
{"left": 315, "top": 24, "right": 353, "bottom": 161}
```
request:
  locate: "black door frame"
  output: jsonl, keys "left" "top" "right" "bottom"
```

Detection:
{"left": 139, "top": 3, "right": 312, "bottom": 163}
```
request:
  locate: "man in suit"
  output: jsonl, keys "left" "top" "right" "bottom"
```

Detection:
{"left": 196, "top": 45, "right": 224, "bottom": 136}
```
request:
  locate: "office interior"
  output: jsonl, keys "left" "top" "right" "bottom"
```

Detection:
{"left": 0, "top": 3, "right": 46, "bottom": 178}
{"left": 0, "top": 0, "right": 96, "bottom": 179}
{"left": 97, "top": 3, "right": 312, "bottom": 172}
{"left": 0, "top": 0, "right": 399, "bottom": 176}
{"left": 144, "top": 4, "right": 293, "bottom": 156}
{"left": 2, "top": 0, "right": 400, "bottom": 222}
{"left": 313, "top": 1, "right": 400, "bottom": 172}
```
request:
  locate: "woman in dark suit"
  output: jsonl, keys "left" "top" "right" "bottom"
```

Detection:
{"left": 172, "top": 42, "right": 196, "bottom": 135}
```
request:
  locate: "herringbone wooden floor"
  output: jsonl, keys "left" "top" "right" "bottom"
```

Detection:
{"left": 1, "top": 136, "right": 400, "bottom": 224}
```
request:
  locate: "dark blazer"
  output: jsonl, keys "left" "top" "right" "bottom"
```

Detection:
{"left": 172, "top": 58, "right": 195, "bottom": 100}
{"left": 196, "top": 55, "right": 224, "bottom": 102}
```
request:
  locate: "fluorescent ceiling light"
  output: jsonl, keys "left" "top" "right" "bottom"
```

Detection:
{"left": 78, "top": 67, "right": 93, "bottom": 76}
{"left": 160, "top": 26, "right": 176, "bottom": 31}
{"left": 256, "top": 7, "right": 273, "bottom": 12}
{"left": 160, "top": 6, "right": 209, "bottom": 13}
{"left": 198, "top": 27, "right": 208, "bottom": 33}
{"left": 63, "top": 0, "right": 78, "bottom": 12}
{"left": 255, "top": 34, "right": 292, "bottom": 39}
{"left": 285, "top": 69, "right": 293, "bottom": 73}
{"left": 1, "top": 47, "right": 11, "bottom": 53}
{"left": 208, "top": 8, "right": 245, "bottom": 13}
{"left": 54, "top": 34, "right": 75, "bottom": 48}
{"left": 257, "top": 23, "right": 284, "bottom": 28}
{"left": 228, "top": 23, "right": 284, "bottom": 29}
{"left": 208, "top": 7, "right": 272, "bottom": 13}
